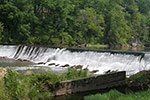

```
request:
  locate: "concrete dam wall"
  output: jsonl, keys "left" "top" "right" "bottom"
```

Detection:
{"left": 55, "top": 71, "right": 126, "bottom": 96}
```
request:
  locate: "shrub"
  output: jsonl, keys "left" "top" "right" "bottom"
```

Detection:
{"left": 3, "top": 68, "right": 89, "bottom": 99}
{"left": 62, "top": 68, "right": 88, "bottom": 80}
{"left": 0, "top": 79, "right": 11, "bottom": 100}
{"left": 127, "top": 70, "right": 150, "bottom": 91}
{"left": 4, "top": 70, "right": 24, "bottom": 100}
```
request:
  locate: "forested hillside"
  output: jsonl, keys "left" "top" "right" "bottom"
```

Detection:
{"left": 0, "top": 0, "right": 150, "bottom": 48}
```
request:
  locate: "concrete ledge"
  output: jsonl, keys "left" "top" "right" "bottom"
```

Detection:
{"left": 67, "top": 48, "right": 144, "bottom": 56}
{"left": 54, "top": 71, "right": 126, "bottom": 96}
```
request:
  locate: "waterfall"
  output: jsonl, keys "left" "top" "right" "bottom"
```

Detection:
{"left": 0, "top": 45, "right": 149, "bottom": 76}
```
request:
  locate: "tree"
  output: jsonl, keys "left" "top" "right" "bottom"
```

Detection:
{"left": 31, "top": 0, "right": 74, "bottom": 45}
{"left": 0, "top": 1, "right": 18, "bottom": 43}
{"left": 137, "top": 0, "right": 150, "bottom": 43}
{"left": 104, "top": 0, "right": 131, "bottom": 47}
{"left": 0, "top": 22, "right": 3, "bottom": 33}
{"left": 75, "top": 7, "right": 104, "bottom": 44}
{"left": 0, "top": 0, "right": 36, "bottom": 44}
{"left": 124, "top": 0, "right": 149, "bottom": 44}
{"left": 0, "top": 22, "right": 3, "bottom": 42}
{"left": 0, "top": 0, "right": 149, "bottom": 47}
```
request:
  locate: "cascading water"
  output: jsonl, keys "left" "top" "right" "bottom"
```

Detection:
{"left": 0, "top": 45, "right": 149, "bottom": 76}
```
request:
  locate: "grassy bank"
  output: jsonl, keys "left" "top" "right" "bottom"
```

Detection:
{"left": 85, "top": 70, "right": 150, "bottom": 100}
{"left": 84, "top": 89, "right": 150, "bottom": 100}
{"left": 1, "top": 67, "right": 150, "bottom": 100}
{"left": 0, "top": 68, "right": 89, "bottom": 100}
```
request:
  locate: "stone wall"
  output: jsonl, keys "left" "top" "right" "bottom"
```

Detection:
{"left": 54, "top": 71, "right": 126, "bottom": 96}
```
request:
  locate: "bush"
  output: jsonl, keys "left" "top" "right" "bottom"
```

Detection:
{"left": 4, "top": 70, "right": 24, "bottom": 100}
{"left": 63, "top": 68, "right": 88, "bottom": 80}
{"left": 0, "top": 79, "right": 11, "bottom": 100}
{"left": 127, "top": 70, "right": 150, "bottom": 91}
{"left": 3, "top": 68, "right": 89, "bottom": 99}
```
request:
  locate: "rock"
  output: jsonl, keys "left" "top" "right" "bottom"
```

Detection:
{"left": 17, "top": 58, "right": 23, "bottom": 62}
{"left": 38, "top": 62, "right": 46, "bottom": 64}
{"left": 22, "top": 59, "right": 30, "bottom": 62}
{"left": 0, "top": 56, "right": 8, "bottom": 59}
{"left": 25, "top": 70, "right": 34, "bottom": 75}
{"left": 0, "top": 68, "right": 7, "bottom": 79}
{"left": 70, "top": 65, "right": 82, "bottom": 69}
{"left": 16, "top": 59, "right": 33, "bottom": 64}
{"left": 55, "top": 64, "right": 60, "bottom": 66}
{"left": 74, "top": 65, "right": 83, "bottom": 69}
{"left": 48, "top": 63, "right": 55, "bottom": 66}
{"left": 70, "top": 65, "right": 83, "bottom": 69}
{"left": 105, "top": 70, "right": 118, "bottom": 74}
{"left": 17, "top": 59, "right": 30, "bottom": 62}
{"left": 83, "top": 67, "right": 89, "bottom": 71}
{"left": 105, "top": 70, "right": 111, "bottom": 74}
{"left": 60, "top": 64, "right": 70, "bottom": 67}
{"left": 17, "top": 69, "right": 34, "bottom": 75}
{"left": 90, "top": 70, "right": 99, "bottom": 73}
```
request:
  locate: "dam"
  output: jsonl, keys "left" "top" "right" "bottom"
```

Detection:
{"left": 0, "top": 45, "right": 149, "bottom": 76}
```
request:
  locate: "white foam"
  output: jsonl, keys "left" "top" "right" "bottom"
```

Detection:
{"left": 0, "top": 45, "right": 149, "bottom": 76}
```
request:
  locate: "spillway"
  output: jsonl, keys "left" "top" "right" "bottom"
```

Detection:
{"left": 0, "top": 45, "right": 149, "bottom": 76}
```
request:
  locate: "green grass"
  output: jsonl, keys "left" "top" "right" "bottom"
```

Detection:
{"left": 0, "top": 68, "right": 89, "bottom": 100}
{"left": 87, "top": 44, "right": 108, "bottom": 49}
{"left": 85, "top": 70, "right": 150, "bottom": 100}
{"left": 0, "top": 79, "right": 11, "bottom": 100}
{"left": 3, "top": 68, "right": 150, "bottom": 100}
{"left": 84, "top": 89, "right": 150, "bottom": 100}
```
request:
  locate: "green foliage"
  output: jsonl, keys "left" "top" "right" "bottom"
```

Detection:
{"left": 4, "top": 69, "right": 53, "bottom": 100}
{"left": 2, "top": 68, "right": 89, "bottom": 99}
{"left": 3, "top": 68, "right": 150, "bottom": 100}
{"left": 76, "top": 7, "right": 104, "bottom": 44}
{"left": 4, "top": 70, "right": 25, "bottom": 100}
{"left": 59, "top": 32, "right": 74, "bottom": 46}
{"left": 0, "top": 79, "right": 11, "bottom": 100}
{"left": 127, "top": 70, "right": 150, "bottom": 89}
{"left": 104, "top": 0, "right": 132, "bottom": 47}
{"left": 62, "top": 68, "right": 88, "bottom": 80}
{"left": 0, "top": 0, "right": 150, "bottom": 47}
{"left": 0, "top": 22, "right": 3, "bottom": 41}
{"left": 84, "top": 89, "right": 150, "bottom": 100}
{"left": 28, "top": 73, "right": 54, "bottom": 99}
{"left": 0, "top": 22, "right": 3, "bottom": 33}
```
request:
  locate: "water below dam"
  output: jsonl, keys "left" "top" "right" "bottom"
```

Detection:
{"left": 0, "top": 45, "right": 150, "bottom": 76}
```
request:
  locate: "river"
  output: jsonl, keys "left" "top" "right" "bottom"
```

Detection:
{"left": 0, "top": 45, "right": 149, "bottom": 76}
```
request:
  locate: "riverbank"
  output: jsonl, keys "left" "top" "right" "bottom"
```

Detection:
{"left": 1, "top": 68, "right": 150, "bottom": 100}
{"left": 85, "top": 89, "right": 150, "bottom": 100}
{"left": 85, "top": 70, "right": 150, "bottom": 100}
{"left": 0, "top": 67, "right": 90, "bottom": 99}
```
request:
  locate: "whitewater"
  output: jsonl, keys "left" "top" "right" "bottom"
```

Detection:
{"left": 0, "top": 45, "right": 149, "bottom": 76}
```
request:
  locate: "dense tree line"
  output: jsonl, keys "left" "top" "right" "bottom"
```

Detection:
{"left": 0, "top": 0, "right": 150, "bottom": 48}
